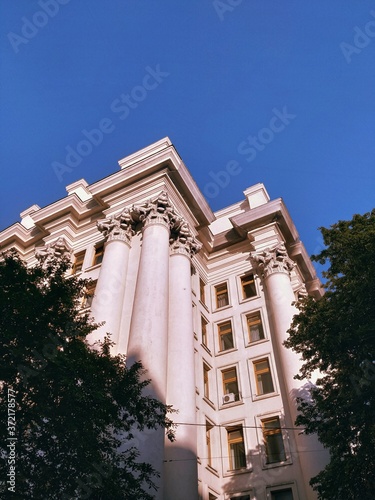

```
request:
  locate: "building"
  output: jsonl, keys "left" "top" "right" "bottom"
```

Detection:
{"left": 0, "top": 138, "right": 328, "bottom": 499}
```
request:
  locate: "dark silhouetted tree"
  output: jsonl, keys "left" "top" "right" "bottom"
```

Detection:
{"left": 0, "top": 250, "right": 174, "bottom": 499}
{"left": 285, "top": 210, "right": 375, "bottom": 500}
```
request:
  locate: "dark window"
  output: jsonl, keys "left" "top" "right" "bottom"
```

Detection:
{"left": 254, "top": 359, "right": 274, "bottom": 395}
{"left": 263, "top": 417, "right": 286, "bottom": 464}
{"left": 218, "top": 321, "right": 234, "bottom": 351}
{"left": 240, "top": 274, "right": 256, "bottom": 299}
{"left": 227, "top": 426, "right": 246, "bottom": 470}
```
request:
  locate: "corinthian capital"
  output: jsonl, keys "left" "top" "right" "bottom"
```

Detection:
{"left": 132, "top": 191, "right": 179, "bottom": 230}
{"left": 170, "top": 220, "right": 202, "bottom": 257}
{"left": 97, "top": 207, "right": 135, "bottom": 244}
{"left": 35, "top": 237, "right": 72, "bottom": 267}
{"left": 251, "top": 242, "right": 295, "bottom": 279}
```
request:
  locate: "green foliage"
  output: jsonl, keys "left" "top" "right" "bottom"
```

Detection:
{"left": 0, "top": 251, "right": 174, "bottom": 499}
{"left": 285, "top": 210, "right": 375, "bottom": 499}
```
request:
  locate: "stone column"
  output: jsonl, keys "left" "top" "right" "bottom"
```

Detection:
{"left": 126, "top": 192, "right": 176, "bottom": 499}
{"left": 164, "top": 222, "right": 201, "bottom": 500}
{"left": 88, "top": 208, "right": 134, "bottom": 349}
{"left": 251, "top": 243, "right": 326, "bottom": 500}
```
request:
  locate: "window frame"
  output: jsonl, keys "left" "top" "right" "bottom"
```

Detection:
{"left": 201, "top": 315, "right": 209, "bottom": 348}
{"left": 266, "top": 483, "right": 298, "bottom": 500}
{"left": 214, "top": 282, "right": 230, "bottom": 309}
{"left": 246, "top": 310, "right": 265, "bottom": 344}
{"left": 217, "top": 319, "right": 235, "bottom": 352}
{"left": 253, "top": 358, "right": 275, "bottom": 396}
{"left": 92, "top": 244, "right": 104, "bottom": 266}
{"left": 203, "top": 363, "right": 211, "bottom": 401}
{"left": 255, "top": 412, "right": 292, "bottom": 469}
{"left": 262, "top": 416, "right": 286, "bottom": 464}
{"left": 199, "top": 278, "right": 206, "bottom": 305}
{"left": 227, "top": 493, "right": 254, "bottom": 500}
{"left": 82, "top": 280, "right": 97, "bottom": 309}
{"left": 221, "top": 365, "right": 241, "bottom": 404}
{"left": 226, "top": 425, "right": 247, "bottom": 471}
{"left": 239, "top": 273, "right": 257, "bottom": 301}
{"left": 72, "top": 250, "right": 85, "bottom": 274}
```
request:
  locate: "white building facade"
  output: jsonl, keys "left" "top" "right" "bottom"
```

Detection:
{"left": 0, "top": 138, "right": 327, "bottom": 500}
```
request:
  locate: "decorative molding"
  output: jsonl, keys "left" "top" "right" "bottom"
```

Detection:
{"left": 170, "top": 220, "right": 202, "bottom": 257}
{"left": 251, "top": 242, "right": 295, "bottom": 279}
{"left": 35, "top": 237, "right": 72, "bottom": 267}
{"left": 132, "top": 191, "right": 181, "bottom": 230}
{"left": 97, "top": 207, "right": 135, "bottom": 244}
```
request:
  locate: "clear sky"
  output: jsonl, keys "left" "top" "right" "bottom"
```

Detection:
{"left": 1, "top": 1, "right": 374, "bottom": 275}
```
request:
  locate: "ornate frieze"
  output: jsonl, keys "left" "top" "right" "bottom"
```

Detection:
{"left": 97, "top": 207, "right": 135, "bottom": 244}
{"left": 251, "top": 242, "right": 295, "bottom": 279}
{"left": 35, "top": 237, "right": 72, "bottom": 267}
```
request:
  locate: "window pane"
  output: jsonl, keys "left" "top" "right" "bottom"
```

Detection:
{"left": 223, "top": 368, "right": 239, "bottom": 398}
{"left": 201, "top": 317, "right": 208, "bottom": 346}
{"left": 200, "top": 278, "right": 206, "bottom": 304}
{"left": 93, "top": 246, "right": 104, "bottom": 266}
{"left": 263, "top": 418, "right": 286, "bottom": 464}
{"left": 82, "top": 282, "right": 96, "bottom": 308}
{"left": 254, "top": 359, "right": 274, "bottom": 395}
{"left": 206, "top": 421, "right": 213, "bottom": 467}
{"left": 228, "top": 427, "right": 246, "bottom": 469}
{"left": 247, "top": 312, "right": 264, "bottom": 342}
{"left": 72, "top": 251, "right": 85, "bottom": 273}
{"left": 203, "top": 365, "right": 210, "bottom": 399}
{"left": 241, "top": 274, "right": 256, "bottom": 299}
{"left": 271, "top": 489, "right": 293, "bottom": 500}
{"left": 218, "top": 321, "right": 234, "bottom": 351}
{"left": 216, "top": 283, "right": 229, "bottom": 308}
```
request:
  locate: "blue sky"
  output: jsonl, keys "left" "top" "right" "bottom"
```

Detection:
{"left": 1, "top": 0, "right": 374, "bottom": 274}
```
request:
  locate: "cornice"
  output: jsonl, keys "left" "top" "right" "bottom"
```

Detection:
{"left": 89, "top": 138, "right": 215, "bottom": 227}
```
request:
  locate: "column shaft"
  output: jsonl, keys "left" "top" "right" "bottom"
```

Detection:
{"left": 164, "top": 251, "right": 198, "bottom": 500}
{"left": 127, "top": 220, "right": 170, "bottom": 499}
{"left": 264, "top": 269, "right": 328, "bottom": 499}
{"left": 89, "top": 238, "right": 130, "bottom": 347}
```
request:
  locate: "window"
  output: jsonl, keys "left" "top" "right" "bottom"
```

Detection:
{"left": 215, "top": 283, "right": 229, "bottom": 308}
{"left": 247, "top": 312, "right": 264, "bottom": 342}
{"left": 206, "top": 421, "right": 213, "bottom": 467}
{"left": 82, "top": 281, "right": 97, "bottom": 309}
{"left": 270, "top": 489, "right": 293, "bottom": 500}
{"left": 218, "top": 321, "right": 234, "bottom": 351}
{"left": 203, "top": 364, "right": 210, "bottom": 399}
{"left": 254, "top": 359, "right": 274, "bottom": 395}
{"left": 92, "top": 245, "right": 104, "bottom": 266}
{"left": 72, "top": 251, "right": 85, "bottom": 274}
{"left": 230, "top": 496, "right": 251, "bottom": 500}
{"left": 262, "top": 417, "right": 286, "bottom": 464}
{"left": 227, "top": 426, "right": 246, "bottom": 470}
{"left": 199, "top": 278, "right": 206, "bottom": 305}
{"left": 201, "top": 316, "right": 208, "bottom": 347}
{"left": 240, "top": 274, "right": 256, "bottom": 299}
{"left": 222, "top": 367, "right": 239, "bottom": 401}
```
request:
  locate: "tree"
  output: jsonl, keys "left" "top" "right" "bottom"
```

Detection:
{"left": 285, "top": 210, "right": 375, "bottom": 500}
{"left": 0, "top": 250, "right": 175, "bottom": 499}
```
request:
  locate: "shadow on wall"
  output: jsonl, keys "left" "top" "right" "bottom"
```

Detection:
{"left": 221, "top": 442, "right": 297, "bottom": 499}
